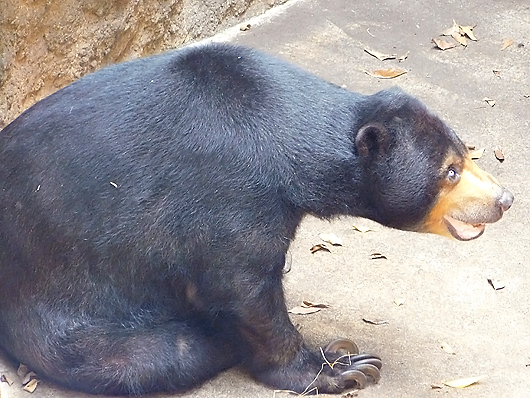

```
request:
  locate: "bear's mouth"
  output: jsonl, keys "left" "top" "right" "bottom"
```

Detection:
{"left": 443, "top": 215, "right": 485, "bottom": 241}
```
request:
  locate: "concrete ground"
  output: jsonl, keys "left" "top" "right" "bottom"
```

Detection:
{"left": 1, "top": 0, "right": 529, "bottom": 397}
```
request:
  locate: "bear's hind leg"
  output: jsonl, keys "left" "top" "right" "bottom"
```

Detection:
{"left": 30, "top": 319, "right": 238, "bottom": 395}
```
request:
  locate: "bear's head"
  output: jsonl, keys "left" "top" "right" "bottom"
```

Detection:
{"left": 355, "top": 89, "right": 513, "bottom": 241}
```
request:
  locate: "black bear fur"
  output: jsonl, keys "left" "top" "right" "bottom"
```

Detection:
{"left": 0, "top": 43, "right": 482, "bottom": 394}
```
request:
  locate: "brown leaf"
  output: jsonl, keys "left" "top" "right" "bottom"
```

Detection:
{"left": 494, "top": 146, "right": 505, "bottom": 162}
{"left": 469, "top": 148, "right": 485, "bottom": 160}
{"left": 310, "top": 243, "right": 331, "bottom": 254}
{"left": 352, "top": 224, "right": 374, "bottom": 233}
{"left": 319, "top": 233, "right": 343, "bottom": 246}
{"left": 364, "top": 68, "right": 407, "bottom": 79}
{"left": 432, "top": 38, "right": 456, "bottom": 50}
{"left": 487, "top": 278, "right": 505, "bottom": 290}
{"left": 501, "top": 38, "right": 514, "bottom": 50}
{"left": 443, "top": 375, "right": 485, "bottom": 388}
{"left": 430, "top": 383, "right": 444, "bottom": 389}
{"left": 441, "top": 21, "right": 477, "bottom": 39}
{"left": 364, "top": 48, "right": 397, "bottom": 61}
{"left": 441, "top": 21, "right": 460, "bottom": 37}
{"left": 483, "top": 97, "right": 496, "bottom": 107}
{"left": 362, "top": 317, "right": 388, "bottom": 325}
{"left": 1, "top": 374, "right": 14, "bottom": 385}
{"left": 370, "top": 252, "right": 387, "bottom": 260}
{"left": 451, "top": 31, "right": 467, "bottom": 46}
{"left": 460, "top": 25, "right": 477, "bottom": 41}
{"left": 23, "top": 378, "right": 39, "bottom": 393}
{"left": 289, "top": 306, "right": 322, "bottom": 315}
{"left": 302, "top": 301, "right": 330, "bottom": 309}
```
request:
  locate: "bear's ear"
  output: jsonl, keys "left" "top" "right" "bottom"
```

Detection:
{"left": 355, "top": 123, "right": 389, "bottom": 158}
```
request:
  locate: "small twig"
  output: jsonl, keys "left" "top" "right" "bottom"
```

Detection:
{"left": 273, "top": 350, "right": 359, "bottom": 397}
{"left": 320, "top": 347, "right": 334, "bottom": 369}
{"left": 300, "top": 364, "right": 324, "bottom": 396}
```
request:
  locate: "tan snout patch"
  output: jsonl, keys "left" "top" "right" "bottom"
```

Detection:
{"left": 422, "top": 155, "right": 510, "bottom": 240}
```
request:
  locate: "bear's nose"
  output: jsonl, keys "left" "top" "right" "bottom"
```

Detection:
{"left": 497, "top": 189, "right": 514, "bottom": 212}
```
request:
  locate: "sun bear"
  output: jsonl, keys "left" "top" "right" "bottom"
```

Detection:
{"left": 0, "top": 42, "right": 513, "bottom": 395}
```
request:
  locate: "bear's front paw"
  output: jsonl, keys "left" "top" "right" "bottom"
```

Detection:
{"left": 250, "top": 337, "right": 381, "bottom": 394}
{"left": 323, "top": 338, "right": 382, "bottom": 389}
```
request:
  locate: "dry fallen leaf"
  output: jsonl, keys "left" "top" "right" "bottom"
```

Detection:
{"left": 370, "top": 252, "right": 387, "bottom": 260}
{"left": 362, "top": 317, "right": 389, "bottom": 325}
{"left": 432, "top": 38, "right": 457, "bottom": 50}
{"left": 289, "top": 301, "right": 329, "bottom": 315}
{"left": 352, "top": 224, "right": 374, "bottom": 233}
{"left": 430, "top": 383, "right": 444, "bottom": 389}
{"left": 501, "top": 38, "right": 514, "bottom": 50}
{"left": 302, "top": 301, "right": 330, "bottom": 309}
{"left": 460, "top": 25, "right": 477, "bottom": 41}
{"left": 319, "top": 233, "right": 343, "bottom": 246}
{"left": 23, "top": 378, "right": 39, "bottom": 393}
{"left": 393, "top": 298, "right": 405, "bottom": 306}
{"left": 288, "top": 306, "right": 322, "bottom": 315}
{"left": 441, "top": 21, "right": 477, "bottom": 41}
{"left": 364, "top": 48, "right": 397, "bottom": 61}
{"left": 443, "top": 375, "right": 485, "bottom": 388}
{"left": 440, "top": 342, "right": 456, "bottom": 355}
{"left": 487, "top": 278, "right": 505, "bottom": 290}
{"left": 441, "top": 21, "right": 460, "bottom": 37}
{"left": 364, "top": 68, "right": 407, "bottom": 79}
{"left": 494, "top": 146, "right": 505, "bottom": 162}
{"left": 398, "top": 51, "right": 410, "bottom": 62}
{"left": 439, "top": 21, "right": 477, "bottom": 47}
{"left": 452, "top": 31, "right": 467, "bottom": 46}
{"left": 310, "top": 243, "right": 331, "bottom": 254}
{"left": 492, "top": 69, "right": 501, "bottom": 77}
{"left": 240, "top": 23, "right": 251, "bottom": 31}
{"left": 483, "top": 97, "right": 496, "bottom": 107}
{"left": 1, "top": 374, "right": 14, "bottom": 385}
{"left": 469, "top": 148, "right": 485, "bottom": 160}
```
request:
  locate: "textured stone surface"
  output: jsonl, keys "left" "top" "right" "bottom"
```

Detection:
{"left": 0, "top": 0, "right": 285, "bottom": 128}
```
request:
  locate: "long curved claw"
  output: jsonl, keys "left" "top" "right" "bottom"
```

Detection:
{"left": 324, "top": 339, "right": 359, "bottom": 355}
{"left": 352, "top": 356, "right": 383, "bottom": 370}
{"left": 341, "top": 369, "right": 368, "bottom": 389}
{"left": 353, "top": 363, "right": 381, "bottom": 383}
{"left": 348, "top": 353, "right": 381, "bottom": 362}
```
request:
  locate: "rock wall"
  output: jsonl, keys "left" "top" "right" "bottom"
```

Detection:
{"left": 0, "top": 0, "right": 286, "bottom": 128}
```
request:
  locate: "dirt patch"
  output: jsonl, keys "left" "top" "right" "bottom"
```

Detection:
{"left": 0, "top": 0, "right": 286, "bottom": 129}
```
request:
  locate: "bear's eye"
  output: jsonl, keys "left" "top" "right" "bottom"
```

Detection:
{"left": 446, "top": 167, "right": 460, "bottom": 183}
